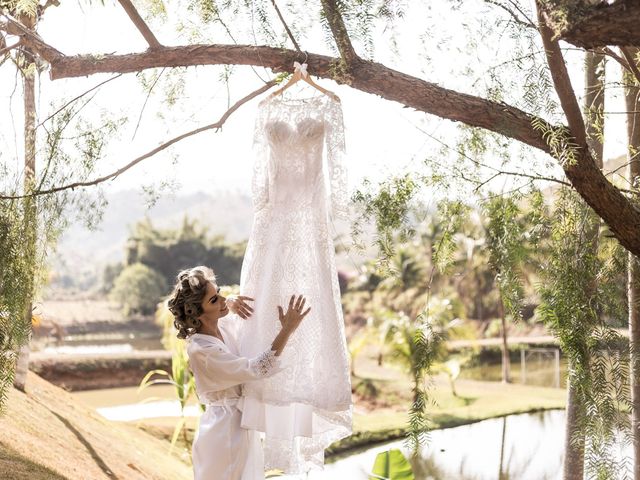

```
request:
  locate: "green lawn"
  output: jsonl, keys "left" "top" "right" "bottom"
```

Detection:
{"left": 330, "top": 349, "right": 566, "bottom": 454}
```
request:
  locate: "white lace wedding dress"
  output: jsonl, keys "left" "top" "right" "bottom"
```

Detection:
{"left": 237, "top": 91, "right": 353, "bottom": 475}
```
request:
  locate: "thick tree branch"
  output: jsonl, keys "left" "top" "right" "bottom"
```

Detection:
{"left": 116, "top": 0, "right": 162, "bottom": 49}
{"left": 320, "top": 0, "right": 358, "bottom": 64}
{"left": 0, "top": 82, "right": 274, "bottom": 199}
{"left": 4, "top": 13, "right": 640, "bottom": 255}
{"left": 537, "top": 3, "right": 587, "bottom": 146}
{"left": 536, "top": 1, "right": 640, "bottom": 255}
{"left": 547, "top": 0, "right": 640, "bottom": 49}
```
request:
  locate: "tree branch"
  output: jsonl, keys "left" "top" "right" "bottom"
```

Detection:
{"left": 535, "top": 0, "right": 640, "bottom": 256}
{"left": 1, "top": 14, "right": 63, "bottom": 62}
{"left": 548, "top": 0, "right": 640, "bottom": 49}
{"left": 269, "top": 0, "right": 301, "bottom": 52}
{"left": 4, "top": 10, "right": 640, "bottom": 255}
{"left": 116, "top": 0, "right": 162, "bottom": 49}
{"left": 0, "top": 38, "right": 20, "bottom": 57}
{"left": 0, "top": 82, "right": 275, "bottom": 199}
{"left": 620, "top": 46, "right": 640, "bottom": 86}
{"left": 320, "top": 0, "right": 358, "bottom": 64}
{"left": 536, "top": 2, "right": 587, "bottom": 146}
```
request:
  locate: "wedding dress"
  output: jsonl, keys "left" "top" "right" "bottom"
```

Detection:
{"left": 237, "top": 91, "right": 353, "bottom": 474}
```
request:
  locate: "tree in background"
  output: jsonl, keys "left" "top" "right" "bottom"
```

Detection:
{"left": 109, "top": 263, "right": 166, "bottom": 316}
{"left": 120, "top": 216, "right": 246, "bottom": 291}
{"left": 483, "top": 195, "right": 527, "bottom": 383}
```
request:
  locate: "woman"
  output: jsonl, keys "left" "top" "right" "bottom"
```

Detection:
{"left": 167, "top": 266, "right": 310, "bottom": 480}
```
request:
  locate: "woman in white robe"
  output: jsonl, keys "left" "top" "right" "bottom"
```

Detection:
{"left": 167, "top": 266, "right": 311, "bottom": 480}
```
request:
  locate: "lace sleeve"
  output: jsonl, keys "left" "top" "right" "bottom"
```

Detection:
{"left": 248, "top": 348, "right": 281, "bottom": 377}
{"left": 200, "top": 343, "right": 282, "bottom": 388}
{"left": 324, "top": 98, "right": 349, "bottom": 221}
{"left": 251, "top": 99, "right": 271, "bottom": 211}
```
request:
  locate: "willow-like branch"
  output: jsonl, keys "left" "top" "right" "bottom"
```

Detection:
{"left": 0, "top": 38, "right": 20, "bottom": 56}
{"left": 116, "top": 0, "right": 162, "bottom": 49}
{"left": 269, "top": 0, "right": 301, "bottom": 52}
{"left": 0, "top": 82, "right": 275, "bottom": 199}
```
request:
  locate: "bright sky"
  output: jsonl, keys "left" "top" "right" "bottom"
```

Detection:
{"left": 0, "top": 0, "right": 629, "bottom": 201}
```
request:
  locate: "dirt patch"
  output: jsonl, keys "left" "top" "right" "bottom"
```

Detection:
{"left": 0, "top": 372, "right": 192, "bottom": 480}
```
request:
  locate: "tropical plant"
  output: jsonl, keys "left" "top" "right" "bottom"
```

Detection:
{"left": 370, "top": 448, "right": 415, "bottom": 480}
{"left": 137, "top": 301, "right": 202, "bottom": 456}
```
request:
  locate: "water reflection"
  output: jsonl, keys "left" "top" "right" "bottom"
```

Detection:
{"left": 97, "top": 401, "right": 200, "bottom": 421}
{"left": 307, "top": 410, "right": 565, "bottom": 480}
{"left": 42, "top": 344, "right": 135, "bottom": 355}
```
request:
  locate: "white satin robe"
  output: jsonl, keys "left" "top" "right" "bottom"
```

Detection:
{"left": 186, "top": 315, "right": 284, "bottom": 480}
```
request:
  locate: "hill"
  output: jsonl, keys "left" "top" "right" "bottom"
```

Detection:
{"left": 0, "top": 372, "right": 192, "bottom": 479}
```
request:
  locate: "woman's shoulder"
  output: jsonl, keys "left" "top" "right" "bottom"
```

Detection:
{"left": 187, "top": 334, "right": 228, "bottom": 355}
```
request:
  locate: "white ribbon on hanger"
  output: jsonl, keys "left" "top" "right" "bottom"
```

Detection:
{"left": 293, "top": 61, "right": 309, "bottom": 78}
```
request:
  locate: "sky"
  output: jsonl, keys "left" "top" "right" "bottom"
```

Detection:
{"left": 0, "top": 0, "right": 631, "bottom": 202}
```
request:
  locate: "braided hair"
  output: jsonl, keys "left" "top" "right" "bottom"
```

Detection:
{"left": 166, "top": 266, "right": 217, "bottom": 339}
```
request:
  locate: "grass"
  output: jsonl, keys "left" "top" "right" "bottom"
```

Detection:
{"left": 326, "top": 347, "right": 566, "bottom": 455}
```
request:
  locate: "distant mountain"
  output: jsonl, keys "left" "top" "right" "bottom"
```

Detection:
{"left": 46, "top": 188, "right": 366, "bottom": 298}
{"left": 47, "top": 188, "right": 255, "bottom": 296}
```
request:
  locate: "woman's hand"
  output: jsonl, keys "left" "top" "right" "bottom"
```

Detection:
{"left": 227, "top": 295, "right": 255, "bottom": 319}
{"left": 277, "top": 295, "right": 311, "bottom": 334}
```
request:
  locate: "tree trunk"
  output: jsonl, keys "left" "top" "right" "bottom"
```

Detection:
{"left": 563, "top": 48, "right": 606, "bottom": 480}
{"left": 624, "top": 48, "right": 640, "bottom": 480}
{"left": 564, "top": 382, "right": 586, "bottom": 480}
{"left": 12, "top": 16, "right": 38, "bottom": 392}
{"left": 498, "top": 295, "right": 510, "bottom": 384}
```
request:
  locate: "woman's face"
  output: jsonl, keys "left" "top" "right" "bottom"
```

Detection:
{"left": 198, "top": 281, "right": 229, "bottom": 324}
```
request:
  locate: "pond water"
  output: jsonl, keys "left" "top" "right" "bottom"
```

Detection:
{"left": 460, "top": 361, "right": 568, "bottom": 389}
{"left": 33, "top": 334, "right": 164, "bottom": 354}
{"left": 305, "top": 410, "right": 567, "bottom": 479}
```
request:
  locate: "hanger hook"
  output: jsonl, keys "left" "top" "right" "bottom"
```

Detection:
{"left": 301, "top": 50, "right": 308, "bottom": 65}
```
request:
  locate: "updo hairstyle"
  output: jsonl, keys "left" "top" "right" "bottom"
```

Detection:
{"left": 166, "top": 266, "right": 216, "bottom": 339}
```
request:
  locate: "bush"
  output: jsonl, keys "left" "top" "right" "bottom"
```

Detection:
{"left": 109, "top": 263, "right": 167, "bottom": 316}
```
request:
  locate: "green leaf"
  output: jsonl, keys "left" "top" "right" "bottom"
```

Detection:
{"left": 370, "top": 449, "right": 414, "bottom": 480}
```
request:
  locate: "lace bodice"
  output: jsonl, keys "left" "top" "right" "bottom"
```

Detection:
{"left": 252, "top": 94, "right": 348, "bottom": 220}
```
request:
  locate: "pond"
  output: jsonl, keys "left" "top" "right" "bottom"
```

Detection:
{"left": 305, "top": 410, "right": 567, "bottom": 479}
{"left": 32, "top": 334, "right": 164, "bottom": 354}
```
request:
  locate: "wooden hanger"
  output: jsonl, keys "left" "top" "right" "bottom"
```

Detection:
{"left": 267, "top": 54, "right": 340, "bottom": 102}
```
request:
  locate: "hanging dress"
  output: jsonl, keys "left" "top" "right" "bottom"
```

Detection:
{"left": 237, "top": 92, "right": 353, "bottom": 475}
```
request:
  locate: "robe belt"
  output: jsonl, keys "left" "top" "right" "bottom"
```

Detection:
{"left": 204, "top": 396, "right": 243, "bottom": 408}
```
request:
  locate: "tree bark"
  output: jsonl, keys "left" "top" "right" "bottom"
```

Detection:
{"left": 12, "top": 15, "right": 38, "bottom": 392}
{"left": 499, "top": 295, "right": 511, "bottom": 384}
{"left": 562, "top": 49, "right": 606, "bottom": 480}
{"left": 624, "top": 47, "right": 640, "bottom": 480}
{"left": 542, "top": 0, "right": 640, "bottom": 49}
{"left": 564, "top": 381, "right": 585, "bottom": 480}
